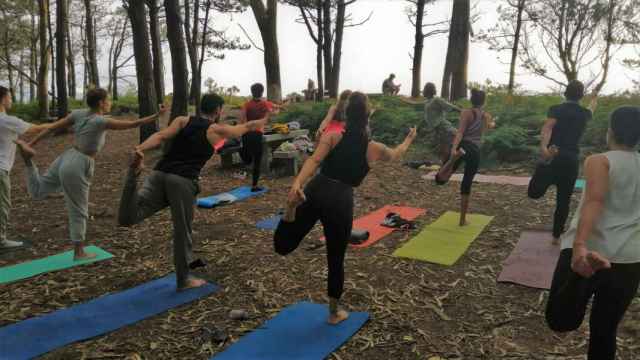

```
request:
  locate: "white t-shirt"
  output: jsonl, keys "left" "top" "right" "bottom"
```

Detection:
{"left": 0, "top": 112, "right": 32, "bottom": 172}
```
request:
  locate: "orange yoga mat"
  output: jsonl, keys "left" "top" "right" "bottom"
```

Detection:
{"left": 322, "top": 206, "right": 426, "bottom": 249}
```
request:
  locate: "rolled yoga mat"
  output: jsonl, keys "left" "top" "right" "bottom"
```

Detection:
{"left": 497, "top": 230, "right": 561, "bottom": 289}
{"left": 0, "top": 274, "right": 218, "bottom": 360}
{"left": 197, "top": 186, "right": 268, "bottom": 208}
{"left": 0, "top": 245, "right": 113, "bottom": 285}
{"left": 393, "top": 211, "right": 494, "bottom": 266}
{"left": 212, "top": 302, "right": 369, "bottom": 360}
{"left": 321, "top": 206, "right": 426, "bottom": 249}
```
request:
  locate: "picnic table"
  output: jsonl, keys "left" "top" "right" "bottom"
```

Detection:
{"left": 219, "top": 129, "right": 310, "bottom": 174}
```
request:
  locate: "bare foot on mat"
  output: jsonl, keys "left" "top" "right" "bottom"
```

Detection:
{"left": 327, "top": 309, "right": 349, "bottom": 325}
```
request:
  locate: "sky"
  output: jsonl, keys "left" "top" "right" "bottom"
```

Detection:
{"left": 130, "top": 0, "right": 638, "bottom": 97}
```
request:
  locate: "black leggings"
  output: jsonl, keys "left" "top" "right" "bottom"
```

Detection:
{"left": 546, "top": 249, "right": 640, "bottom": 360}
{"left": 528, "top": 154, "right": 579, "bottom": 238}
{"left": 240, "top": 131, "right": 264, "bottom": 188}
{"left": 274, "top": 174, "right": 353, "bottom": 299}
{"left": 436, "top": 141, "right": 480, "bottom": 195}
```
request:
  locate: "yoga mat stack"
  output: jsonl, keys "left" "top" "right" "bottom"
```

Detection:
{"left": 394, "top": 212, "right": 494, "bottom": 265}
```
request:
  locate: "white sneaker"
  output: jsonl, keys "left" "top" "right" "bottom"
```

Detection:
{"left": 0, "top": 239, "right": 24, "bottom": 248}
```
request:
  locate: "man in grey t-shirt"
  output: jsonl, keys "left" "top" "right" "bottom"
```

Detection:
{"left": 0, "top": 86, "right": 50, "bottom": 249}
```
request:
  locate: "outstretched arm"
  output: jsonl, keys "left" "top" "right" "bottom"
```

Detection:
{"left": 571, "top": 155, "right": 610, "bottom": 277}
{"left": 399, "top": 97, "right": 425, "bottom": 106}
{"left": 135, "top": 115, "right": 188, "bottom": 153}
{"left": 438, "top": 97, "right": 462, "bottom": 113}
{"left": 367, "top": 127, "right": 417, "bottom": 164}
{"left": 207, "top": 116, "right": 270, "bottom": 145}
{"left": 316, "top": 105, "right": 337, "bottom": 138}
{"left": 106, "top": 105, "right": 167, "bottom": 130}
{"left": 29, "top": 115, "right": 74, "bottom": 146}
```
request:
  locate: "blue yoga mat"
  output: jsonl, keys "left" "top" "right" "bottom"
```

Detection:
{"left": 256, "top": 214, "right": 282, "bottom": 230}
{"left": 0, "top": 274, "right": 218, "bottom": 360}
{"left": 212, "top": 302, "right": 369, "bottom": 360}
{"left": 197, "top": 186, "right": 268, "bottom": 208}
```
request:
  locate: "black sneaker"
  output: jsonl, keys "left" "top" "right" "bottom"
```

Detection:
{"left": 381, "top": 213, "right": 416, "bottom": 230}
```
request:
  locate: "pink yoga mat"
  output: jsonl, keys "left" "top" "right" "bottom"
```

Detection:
{"left": 497, "top": 230, "right": 561, "bottom": 289}
{"left": 423, "top": 172, "right": 532, "bottom": 186}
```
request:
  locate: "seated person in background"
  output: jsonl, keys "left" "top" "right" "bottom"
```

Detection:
{"left": 382, "top": 74, "right": 401, "bottom": 96}
{"left": 305, "top": 78, "right": 317, "bottom": 101}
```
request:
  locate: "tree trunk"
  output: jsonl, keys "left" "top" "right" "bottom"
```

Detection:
{"left": 164, "top": 0, "right": 189, "bottom": 121}
{"left": 48, "top": 0, "right": 56, "bottom": 112}
{"left": 56, "top": 0, "right": 69, "bottom": 118}
{"left": 329, "top": 0, "right": 346, "bottom": 98}
{"left": 508, "top": 0, "right": 525, "bottom": 95}
{"left": 322, "top": 0, "right": 332, "bottom": 95}
{"left": 84, "top": 0, "right": 100, "bottom": 88}
{"left": 148, "top": 0, "right": 165, "bottom": 101}
{"left": 411, "top": 0, "right": 426, "bottom": 98}
{"left": 316, "top": 1, "right": 323, "bottom": 101}
{"left": 250, "top": 0, "right": 282, "bottom": 101}
{"left": 66, "top": 12, "right": 76, "bottom": 99}
{"left": 441, "top": 0, "right": 470, "bottom": 101}
{"left": 184, "top": 0, "right": 199, "bottom": 104}
{"left": 37, "top": 0, "right": 49, "bottom": 119}
{"left": 4, "top": 31, "right": 16, "bottom": 103}
{"left": 127, "top": 0, "right": 158, "bottom": 143}
{"left": 30, "top": 4, "right": 37, "bottom": 103}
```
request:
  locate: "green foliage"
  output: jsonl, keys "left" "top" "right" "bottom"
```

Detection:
{"left": 482, "top": 125, "right": 532, "bottom": 162}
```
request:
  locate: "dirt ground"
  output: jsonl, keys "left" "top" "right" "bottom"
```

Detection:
{"left": 1, "top": 117, "right": 638, "bottom": 360}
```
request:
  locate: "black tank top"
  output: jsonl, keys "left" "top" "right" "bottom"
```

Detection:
{"left": 320, "top": 129, "right": 370, "bottom": 187}
{"left": 155, "top": 117, "right": 214, "bottom": 179}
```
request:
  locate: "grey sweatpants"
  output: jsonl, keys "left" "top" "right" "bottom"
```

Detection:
{"left": 26, "top": 148, "right": 94, "bottom": 244}
{"left": 0, "top": 170, "right": 10, "bottom": 241}
{"left": 118, "top": 169, "right": 197, "bottom": 288}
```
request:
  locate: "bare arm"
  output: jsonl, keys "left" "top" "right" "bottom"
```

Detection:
{"left": 485, "top": 113, "right": 496, "bottom": 129}
{"left": 106, "top": 106, "right": 166, "bottom": 130}
{"left": 316, "top": 105, "right": 337, "bottom": 137}
{"left": 294, "top": 132, "right": 340, "bottom": 188}
{"left": 239, "top": 105, "right": 247, "bottom": 124}
{"left": 572, "top": 155, "right": 610, "bottom": 277}
{"left": 135, "top": 116, "right": 188, "bottom": 153}
{"left": 367, "top": 127, "right": 417, "bottom": 164}
{"left": 21, "top": 123, "right": 52, "bottom": 138}
{"left": 440, "top": 98, "right": 462, "bottom": 113}
{"left": 399, "top": 97, "right": 425, "bottom": 106}
{"left": 29, "top": 115, "right": 74, "bottom": 146}
{"left": 207, "top": 116, "right": 269, "bottom": 145}
{"left": 540, "top": 118, "right": 557, "bottom": 151}
{"left": 451, "top": 110, "right": 471, "bottom": 152}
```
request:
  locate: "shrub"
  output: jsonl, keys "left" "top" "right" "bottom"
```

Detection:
{"left": 482, "top": 125, "right": 532, "bottom": 162}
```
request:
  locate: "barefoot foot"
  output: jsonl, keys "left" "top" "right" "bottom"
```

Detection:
{"left": 459, "top": 220, "right": 470, "bottom": 227}
{"left": 74, "top": 251, "right": 97, "bottom": 261}
{"left": 327, "top": 309, "right": 349, "bottom": 325}
{"left": 552, "top": 237, "right": 560, "bottom": 246}
{"left": 587, "top": 252, "right": 611, "bottom": 272}
{"left": 178, "top": 277, "right": 208, "bottom": 291}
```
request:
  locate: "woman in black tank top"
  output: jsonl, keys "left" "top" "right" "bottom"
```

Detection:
{"left": 274, "top": 92, "right": 417, "bottom": 325}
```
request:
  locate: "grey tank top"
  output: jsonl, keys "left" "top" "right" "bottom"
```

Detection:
{"left": 463, "top": 109, "right": 484, "bottom": 146}
{"left": 70, "top": 109, "right": 108, "bottom": 154}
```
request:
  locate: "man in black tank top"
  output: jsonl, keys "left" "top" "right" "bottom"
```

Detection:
{"left": 117, "top": 94, "right": 270, "bottom": 291}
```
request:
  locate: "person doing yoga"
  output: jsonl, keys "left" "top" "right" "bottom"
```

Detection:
{"left": 239, "top": 83, "right": 282, "bottom": 192}
{"left": 528, "top": 80, "right": 592, "bottom": 244}
{"left": 15, "top": 88, "right": 165, "bottom": 260}
{"left": 274, "top": 92, "right": 417, "bottom": 325}
{"left": 118, "top": 94, "right": 270, "bottom": 290}
{"left": 435, "top": 89, "right": 495, "bottom": 227}
{"left": 545, "top": 106, "right": 640, "bottom": 360}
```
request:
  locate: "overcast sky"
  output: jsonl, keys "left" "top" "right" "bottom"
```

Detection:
{"left": 146, "top": 0, "right": 638, "bottom": 97}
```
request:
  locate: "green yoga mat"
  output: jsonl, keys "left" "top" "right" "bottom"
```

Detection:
{"left": 0, "top": 246, "right": 113, "bottom": 284}
{"left": 393, "top": 212, "right": 494, "bottom": 266}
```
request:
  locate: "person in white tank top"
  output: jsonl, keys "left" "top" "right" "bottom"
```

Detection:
{"left": 545, "top": 106, "right": 640, "bottom": 360}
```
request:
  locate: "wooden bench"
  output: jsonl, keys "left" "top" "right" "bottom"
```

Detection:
{"left": 219, "top": 129, "right": 310, "bottom": 174}
{"left": 272, "top": 150, "right": 302, "bottom": 177}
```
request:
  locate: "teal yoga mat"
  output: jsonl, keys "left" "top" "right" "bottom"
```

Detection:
{"left": 0, "top": 246, "right": 113, "bottom": 284}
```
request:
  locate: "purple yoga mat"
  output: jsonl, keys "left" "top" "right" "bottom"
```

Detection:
{"left": 498, "top": 230, "right": 561, "bottom": 290}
